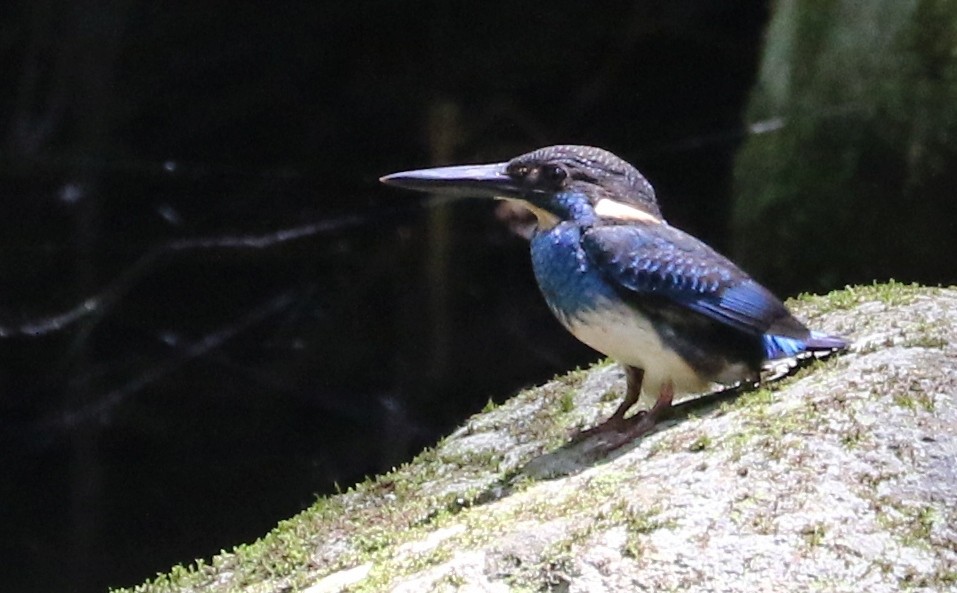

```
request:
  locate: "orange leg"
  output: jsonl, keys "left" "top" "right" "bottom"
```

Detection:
{"left": 599, "top": 379, "right": 674, "bottom": 450}
{"left": 574, "top": 372, "right": 675, "bottom": 451}
{"left": 572, "top": 365, "right": 644, "bottom": 440}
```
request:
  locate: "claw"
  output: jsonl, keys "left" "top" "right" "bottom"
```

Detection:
{"left": 570, "top": 366, "right": 643, "bottom": 442}
{"left": 571, "top": 367, "right": 675, "bottom": 451}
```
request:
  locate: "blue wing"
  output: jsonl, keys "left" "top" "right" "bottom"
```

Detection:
{"left": 581, "top": 222, "right": 811, "bottom": 340}
{"left": 763, "top": 332, "right": 848, "bottom": 359}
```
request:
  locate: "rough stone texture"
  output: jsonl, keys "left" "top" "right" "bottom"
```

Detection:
{"left": 123, "top": 285, "right": 957, "bottom": 593}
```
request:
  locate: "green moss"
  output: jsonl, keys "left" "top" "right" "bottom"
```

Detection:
{"left": 801, "top": 523, "right": 827, "bottom": 548}
{"left": 751, "top": 512, "right": 776, "bottom": 536}
{"left": 797, "top": 280, "right": 922, "bottom": 312}
{"left": 434, "top": 570, "right": 467, "bottom": 588}
{"left": 901, "top": 505, "right": 937, "bottom": 548}
{"left": 557, "top": 365, "right": 590, "bottom": 388}
{"left": 723, "top": 384, "right": 819, "bottom": 462}
{"left": 622, "top": 505, "right": 673, "bottom": 535}
{"left": 481, "top": 397, "right": 499, "bottom": 413}
{"left": 116, "top": 283, "right": 924, "bottom": 593}
{"left": 355, "top": 545, "right": 454, "bottom": 593}
{"left": 890, "top": 385, "right": 936, "bottom": 412}
{"left": 934, "top": 569, "right": 957, "bottom": 586}
{"left": 875, "top": 500, "right": 938, "bottom": 551}
{"left": 558, "top": 389, "right": 576, "bottom": 413}
{"left": 730, "top": 387, "right": 775, "bottom": 411}
{"left": 583, "top": 470, "right": 630, "bottom": 496}
{"left": 352, "top": 527, "right": 395, "bottom": 555}
{"left": 688, "top": 434, "right": 712, "bottom": 452}
{"left": 903, "top": 333, "right": 948, "bottom": 349}
{"left": 840, "top": 426, "right": 867, "bottom": 448}
{"left": 600, "top": 389, "right": 620, "bottom": 403}
{"left": 535, "top": 537, "right": 577, "bottom": 589}
{"left": 621, "top": 505, "right": 674, "bottom": 559}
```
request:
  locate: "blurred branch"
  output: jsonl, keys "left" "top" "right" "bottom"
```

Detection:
{"left": 0, "top": 215, "right": 362, "bottom": 339}
{"left": 50, "top": 290, "right": 296, "bottom": 428}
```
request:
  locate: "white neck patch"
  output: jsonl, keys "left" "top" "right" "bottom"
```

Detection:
{"left": 593, "top": 198, "right": 661, "bottom": 224}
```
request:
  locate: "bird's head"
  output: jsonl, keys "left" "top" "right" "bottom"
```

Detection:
{"left": 380, "top": 145, "right": 663, "bottom": 230}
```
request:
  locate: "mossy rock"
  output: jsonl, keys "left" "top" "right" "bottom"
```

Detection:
{"left": 119, "top": 282, "right": 957, "bottom": 593}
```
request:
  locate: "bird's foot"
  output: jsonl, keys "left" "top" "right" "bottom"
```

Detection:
{"left": 570, "top": 365, "right": 645, "bottom": 443}
{"left": 572, "top": 380, "right": 674, "bottom": 452}
{"left": 591, "top": 408, "right": 670, "bottom": 451}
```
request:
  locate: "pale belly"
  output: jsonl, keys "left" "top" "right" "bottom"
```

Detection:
{"left": 562, "top": 299, "right": 709, "bottom": 404}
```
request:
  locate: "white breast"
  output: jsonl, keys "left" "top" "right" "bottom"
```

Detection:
{"left": 562, "top": 299, "right": 709, "bottom": 406}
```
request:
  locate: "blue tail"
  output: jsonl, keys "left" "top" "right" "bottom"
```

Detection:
{"left": 762, "top": 331, "right": 848, "bottom": 361}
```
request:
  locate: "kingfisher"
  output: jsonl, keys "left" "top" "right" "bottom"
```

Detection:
{"left": 381, "top": 145, "right": 846, "bottom": 449}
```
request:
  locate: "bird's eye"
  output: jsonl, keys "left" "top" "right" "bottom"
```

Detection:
{"left": 541, "top": 164, "right": 567, "bottom": 186}
{"left": 507, "top": 163, "right": 530, "bottom": 178}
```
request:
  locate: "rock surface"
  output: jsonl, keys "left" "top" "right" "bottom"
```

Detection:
{"left": 124, "top": 284, "right": 957, "bottom": 593}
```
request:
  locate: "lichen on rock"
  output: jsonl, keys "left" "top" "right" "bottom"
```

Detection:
{"left": 120, "top": 283, "right": 957, "bottom": 593}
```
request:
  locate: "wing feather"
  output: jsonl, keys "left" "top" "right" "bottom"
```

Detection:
{"left": 581, "top": 223, "right": 809, "bottom": 339}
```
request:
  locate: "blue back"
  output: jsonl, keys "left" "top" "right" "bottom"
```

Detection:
{"left": 580, "top": 222, "right": 811, "bottom": 341}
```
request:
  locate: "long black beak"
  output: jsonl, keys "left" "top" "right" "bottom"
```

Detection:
{"left": 379, "top": 162, "right": 522, "bottom": 199}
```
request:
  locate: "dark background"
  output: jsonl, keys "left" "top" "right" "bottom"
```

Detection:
{"left": 1, "top": 2, "right": 953, "bottom": 593}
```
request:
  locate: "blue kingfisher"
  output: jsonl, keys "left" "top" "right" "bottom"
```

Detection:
{"left": 381, "top": 145, "right": 846, "bottom": 449}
